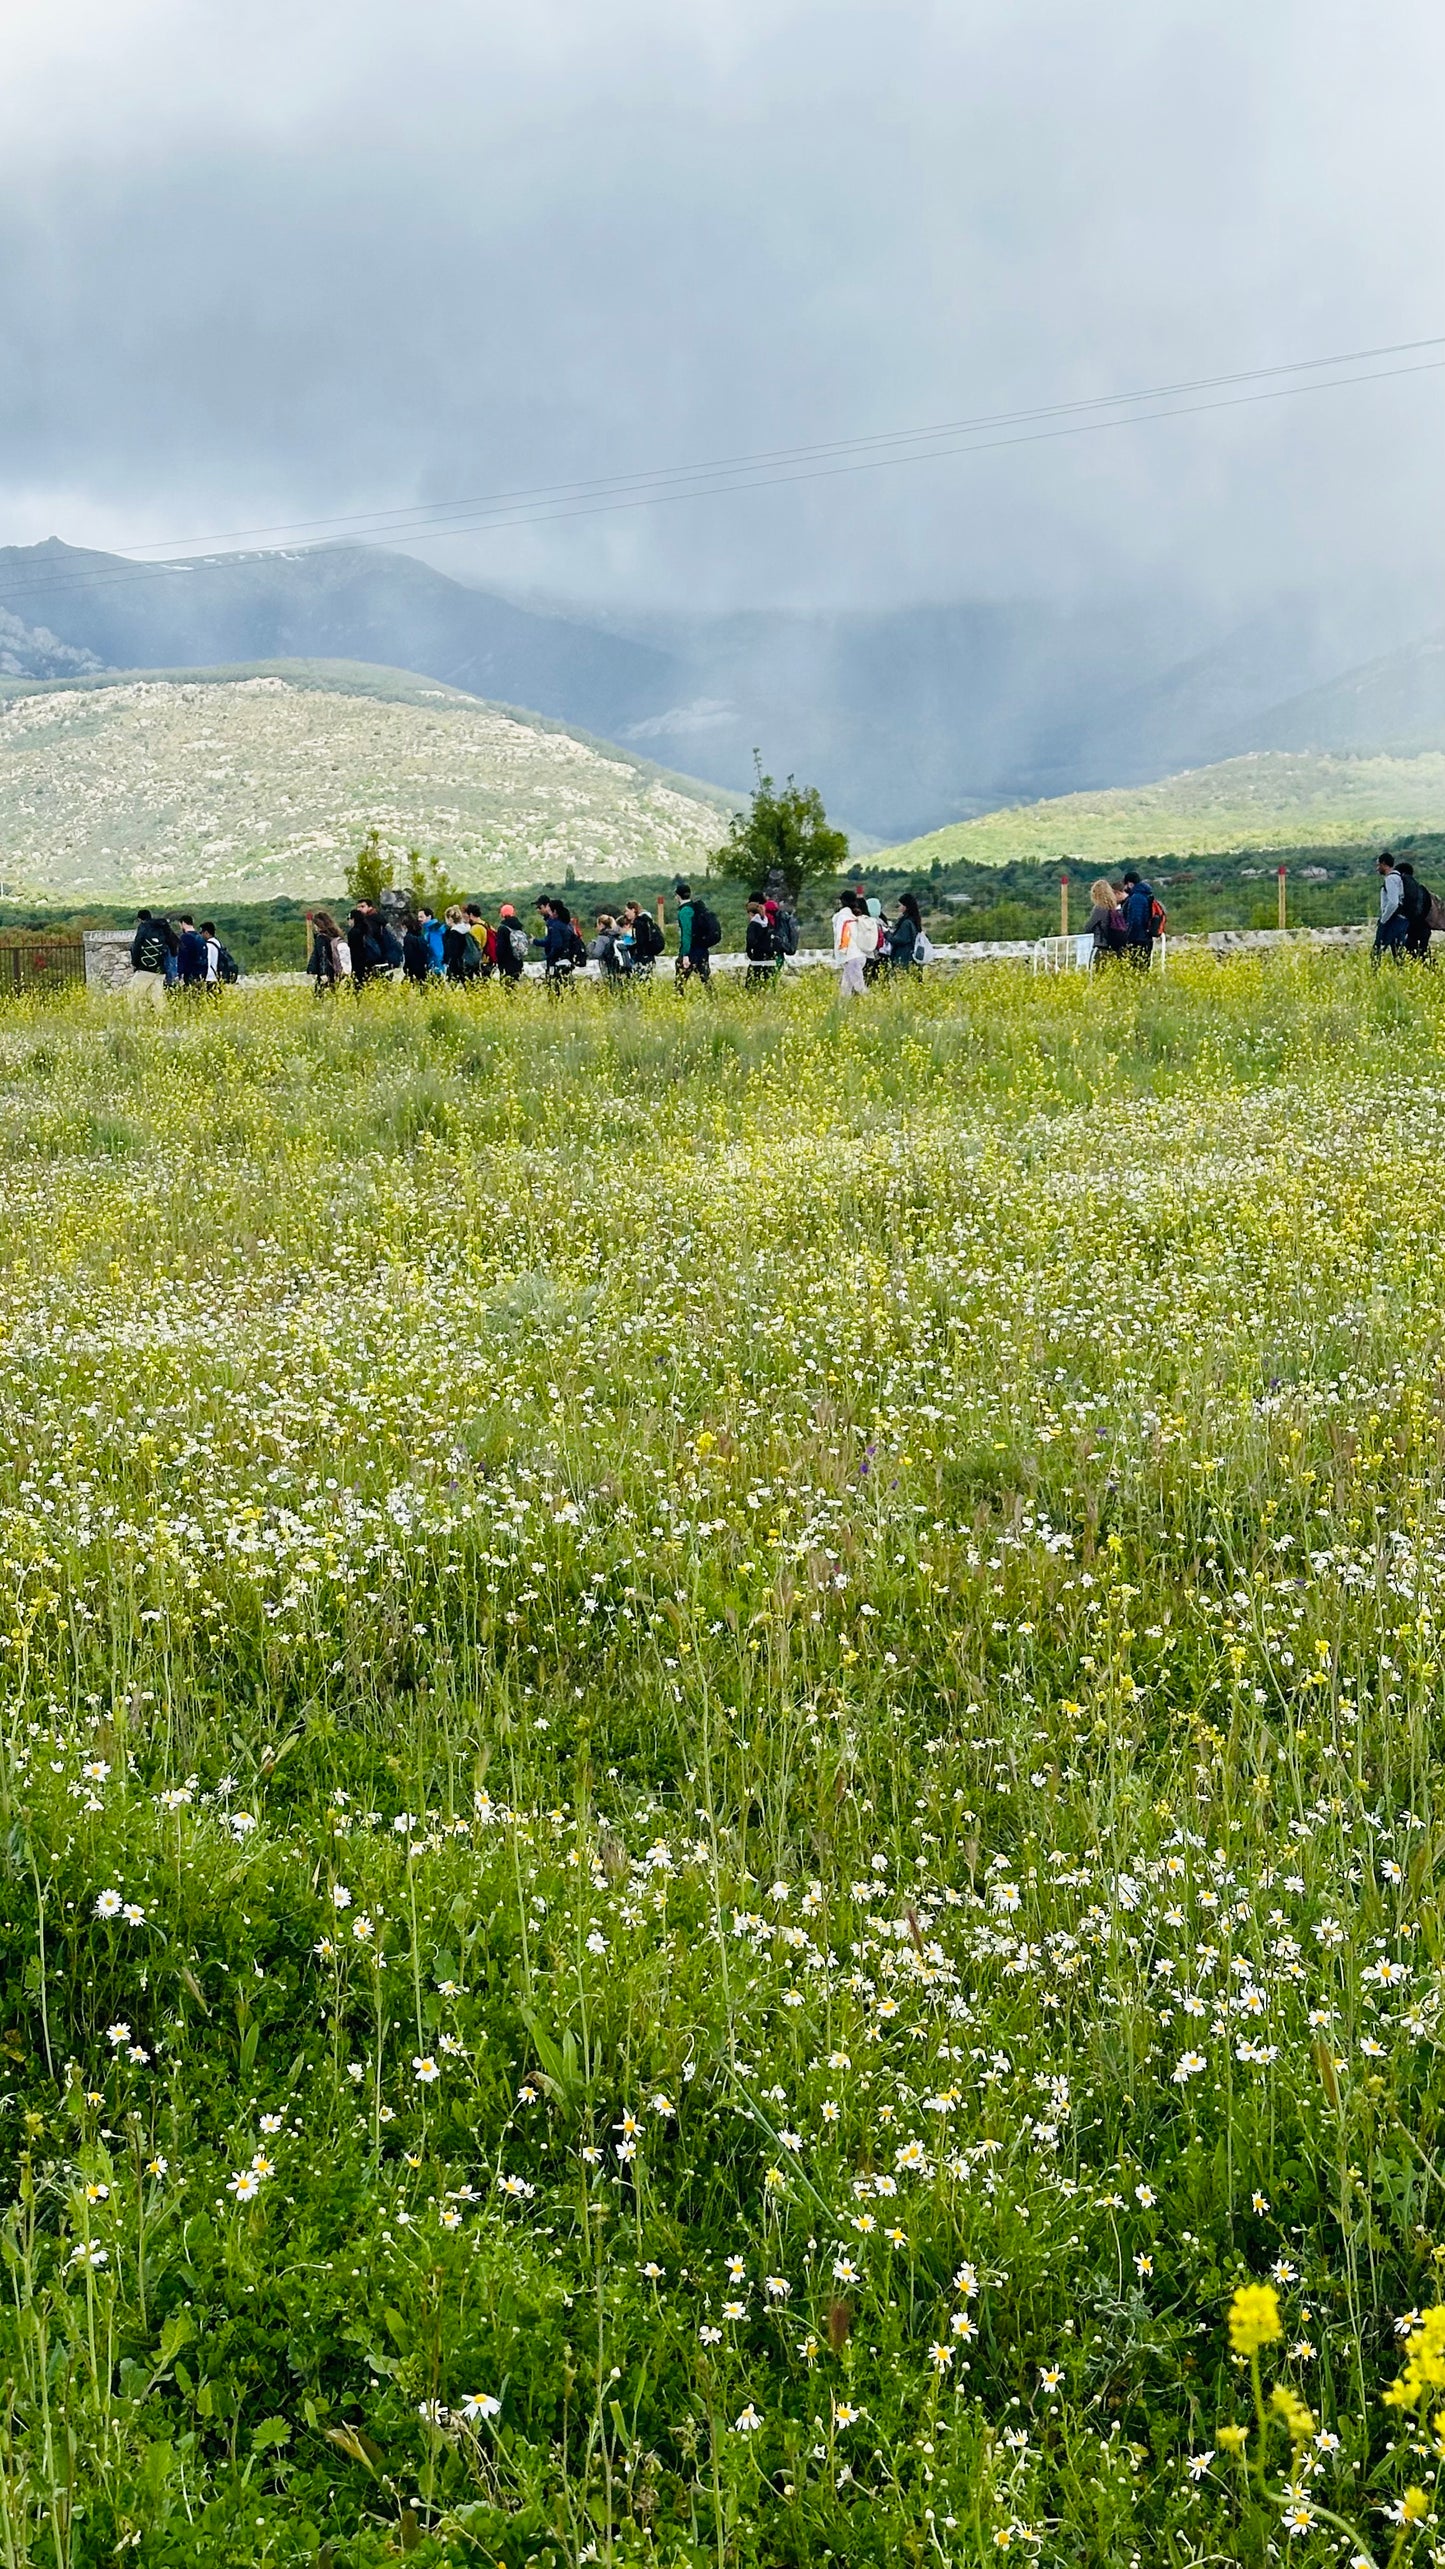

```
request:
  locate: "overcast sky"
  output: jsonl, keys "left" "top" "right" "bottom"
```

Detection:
{"left": 2, "top": 0, "right": 1442, "bottom": 615}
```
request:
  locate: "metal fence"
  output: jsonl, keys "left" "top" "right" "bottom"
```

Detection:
{"left": 0, "top": 935, "right": 86, "bottom": 997}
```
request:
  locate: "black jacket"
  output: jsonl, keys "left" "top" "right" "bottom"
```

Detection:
{"left": 175, "top": 927, "right": 207, "bottom": 983}
{"left": 443, "top": 924, "right": 480, "bottom": 980}
{"left": 745, "top": 915, "right": 777, "bottom": 962}
{"left": 402, "top": 925, "right": 432, "bottom": 982}
{"left": 130, "top": 920, "right": 175, "bottom": 974}
{"left": 495, "top": 919, "right": 528, "bottom": 978}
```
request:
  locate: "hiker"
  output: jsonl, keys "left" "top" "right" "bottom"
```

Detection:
{"left": 411, "top": 907, "right": 443, "bottom": 974}
{"left": 347, "top": 903, "right": 390, "bottom": 986}
{"left": 884, "top": 892, "right": 924, "bottom": 968}
{"left": 744, "top": 896, "right": 781, "bottom": 987}
{"left": 307, "top": 909, "right": 350, "bottom": 991}
{"left": 1119, "top": 870, "right": 1159, "bottom": 968}
{"left": 442, "top": 905, "right": 482, "bottom": 982}
{"left": 402, "top": 912, "right": 433, "bottom": 984}
{"left": 674, "top": 881, "right": 718, "bottom": 986}
{"left": 590, "top": 911, "right": 630, "bottom": 981}
{"left": 832, "top": 890, "right": 856, "bottom": 955}
{"left": 839, "top": 893, "right": 878, "bottom": 997}
{"left": 770, "top": 895, "right": 801, "bottom": 963}
{"left": 537, "top": 897, "right": 580, "bottom": 991}
{"left": 199, "top": 921, "right": 237, "bottom": 992}
{"left": 127, "top": 910, "right": 176, "bottom": 1009}
{"left": 1398, "top": 862, "right": 1435, "bottom": 963}
{"left": 622, "top": 898, "right": 665, "bottom": 979}
{"left": 1085, "top": 877, "right": 1127, "bottom": 965}
{"left": 175, "top": 914, "right": 207, "bottom": 992}
{"left": 465, "top": 905, "right": 497, "bottom": 974}
{"left": 495, "top": 903, "right": 529, "bottom": 983}
{"left": 1375, "top": 853, "right": 1408, "bottom": 965}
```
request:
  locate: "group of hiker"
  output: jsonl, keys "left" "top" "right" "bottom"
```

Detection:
{"left": 305, "top": 882, "right": 819, "bottom": 994}
{"left": 1082, "top": 872, "right": 1168, "bottom": 969}
{"left": 830, "top": 890, "right": 931, "bottom": 995}
{"left": 126, "top": 911, "right": 240, "bottom": 1007}
{"left": 1374, "top": 852, "right": 1440, "bottom": 964}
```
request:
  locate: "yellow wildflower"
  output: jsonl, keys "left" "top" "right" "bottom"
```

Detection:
{"left": 1269, "top": 2385, "right": 1315, "bottom": 2443}
{"left": 1228, "top": 2283, "right": 1282, "bottom": 2357}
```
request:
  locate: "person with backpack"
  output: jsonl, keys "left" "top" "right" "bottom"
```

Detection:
{"left": 1397, "top": 861, "right": 1435, "bottom": 962}
{"left": 1119, "top": 870, "right": 1162, "bottom": 968}
{"left": 402, "top": 912, "right": 433, "bottom": 985}
{"left": 536, "top": 898, "right": 580, "bottom": 992}
{"left": 412, "top": 906, "right": 445, "bottom": 975}
{"left": 744, "top": 896, "right": 781, "bottom": 987}
{"left": 307, "top": 909, "right": 350, "bottom": 993}
{"left": 884, "top": 891, "right": 924, "bottom": 969}
{"left": 674, "top": 881, "right": 719, "bottom": 986}
{"left": 495, "top": 904, "right": 529, "bottom": 984}
{"left": 770, "top": 897, "right": 801, "bottom": 962}
{"left": 442, "top": 905, "right": 482, "bottom": 983}
{"left": 622, "top": 899, "right": 665, "bottom": 979}
{"left": 1375, "top": 852, "right": 1409, "bottom": 964}
{"left": 590, "top": 910, "right": 631, "bottom": 982}
{"left": 127, "top": 910, "right": 176, "bottom": 1009}
{"left": 199, "top": 922, "right": 238, "bottom": 991}
{"left": 1084, "top": 877, "right": 1127, "bottom": 966}
{"left": 464, "top": 905, "right": 497, "bottom": 975}
{"left": 347, "top": 903, "right": 388, "bottom": 986}
{"left": 839, "top": 892, "right": 878, "bottom": 996}
{"left": 174, "top": 914, "right": 207, "bottom": 992}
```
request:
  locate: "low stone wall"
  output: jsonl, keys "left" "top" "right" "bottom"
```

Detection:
{"left": 83, "top": 930, "right": 137, "bottom": 992}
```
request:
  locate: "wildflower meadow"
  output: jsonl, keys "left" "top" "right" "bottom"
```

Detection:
{"left": 6, "top": 954, "right": 1445, "bottom": 2567}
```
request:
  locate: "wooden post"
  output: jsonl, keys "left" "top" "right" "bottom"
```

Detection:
{"left": 1060, "top": 873, "right": 1069, "bottom": 939}
{"left": 1277, "top": 865, "right": 1287, "bottom": 930}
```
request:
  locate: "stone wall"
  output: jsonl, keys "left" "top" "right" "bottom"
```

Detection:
{"left": 83, "top": 931, "right": 138, "bottom": 992}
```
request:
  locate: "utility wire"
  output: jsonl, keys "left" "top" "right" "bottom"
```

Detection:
{"left": 0, "top": 334, "right": 1440, "bottom": 614}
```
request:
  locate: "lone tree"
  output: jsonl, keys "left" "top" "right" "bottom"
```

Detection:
{"left": 714, "top": 754, "right": 849, "bottom": 901}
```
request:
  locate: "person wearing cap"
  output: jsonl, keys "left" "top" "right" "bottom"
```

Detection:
{"left": 495, "top": 903, "right": 528, "bottom": 983}
{"left": 1375, "top": 851, "right": 1408, "bottom": 964}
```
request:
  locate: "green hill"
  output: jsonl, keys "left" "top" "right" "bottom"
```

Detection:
{"left": 0, "top": 660, "right": 735, "bottom": 901}
{"left": 879, "top": 748, "right": 1445, "bottom": 871}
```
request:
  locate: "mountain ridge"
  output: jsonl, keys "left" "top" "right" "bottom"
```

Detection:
{"left": 0, "top": 660, "right": 734, "bottom": 900}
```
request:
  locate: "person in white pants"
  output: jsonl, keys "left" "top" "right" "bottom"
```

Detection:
{"left": 839, "top": 895, "right": 878, "bottom": 996}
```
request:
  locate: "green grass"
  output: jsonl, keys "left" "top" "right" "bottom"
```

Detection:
{"left": 1, "top": 961, "right": 1445, "bottom": 2563}
{"left": 882, "top": 748, "right": 1445, "bottom": 870}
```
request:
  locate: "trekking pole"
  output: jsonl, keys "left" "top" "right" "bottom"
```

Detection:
{"left": 1277, "top": 865, "right": 1287, "bottom": 931}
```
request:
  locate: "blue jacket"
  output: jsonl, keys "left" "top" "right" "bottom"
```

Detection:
{"left": 422, "top": 917, "right": 445, "bottom": 970}
{"left": 1123, "top": 881, "right": 1155, "bottom": 944}
{"left": 541, "top": 915, "right": 576, "bottom": 968}
{"left": 175, "top": 927, "right": 207, "bottom": 982}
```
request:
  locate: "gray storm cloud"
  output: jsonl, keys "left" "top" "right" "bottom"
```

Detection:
{"left": 0, "top": 0, "right": 1442, "bottom": 615}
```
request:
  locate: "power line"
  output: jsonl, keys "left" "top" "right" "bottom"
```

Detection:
{"left": 88, "top": 330, "right": 1445, "bottom": 554}
{"left": 0, "top": 333, "right": 1440, "bottom": 615}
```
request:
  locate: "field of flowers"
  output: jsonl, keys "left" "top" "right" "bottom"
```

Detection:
{"left": 5, "top": 955, "right": 1445, "bottom": 2567}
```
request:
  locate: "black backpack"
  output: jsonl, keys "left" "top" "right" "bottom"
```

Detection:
{"left": 775, "top": 906, "right": 799, "bottom": 956}
{"left": 1402, "top": 872, "right": 1431, "bottom": 926}
{"left": 217, "top": 946, "right": 240, "bottom": 984}
{"left": 452, "top": 933, "right": 481, "bottom": 979}
{"left": 634, "top": 913, "right": 664, "bottom": 960}
{"left": 692, "top": 900, "right": 722, "bottom": 950}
